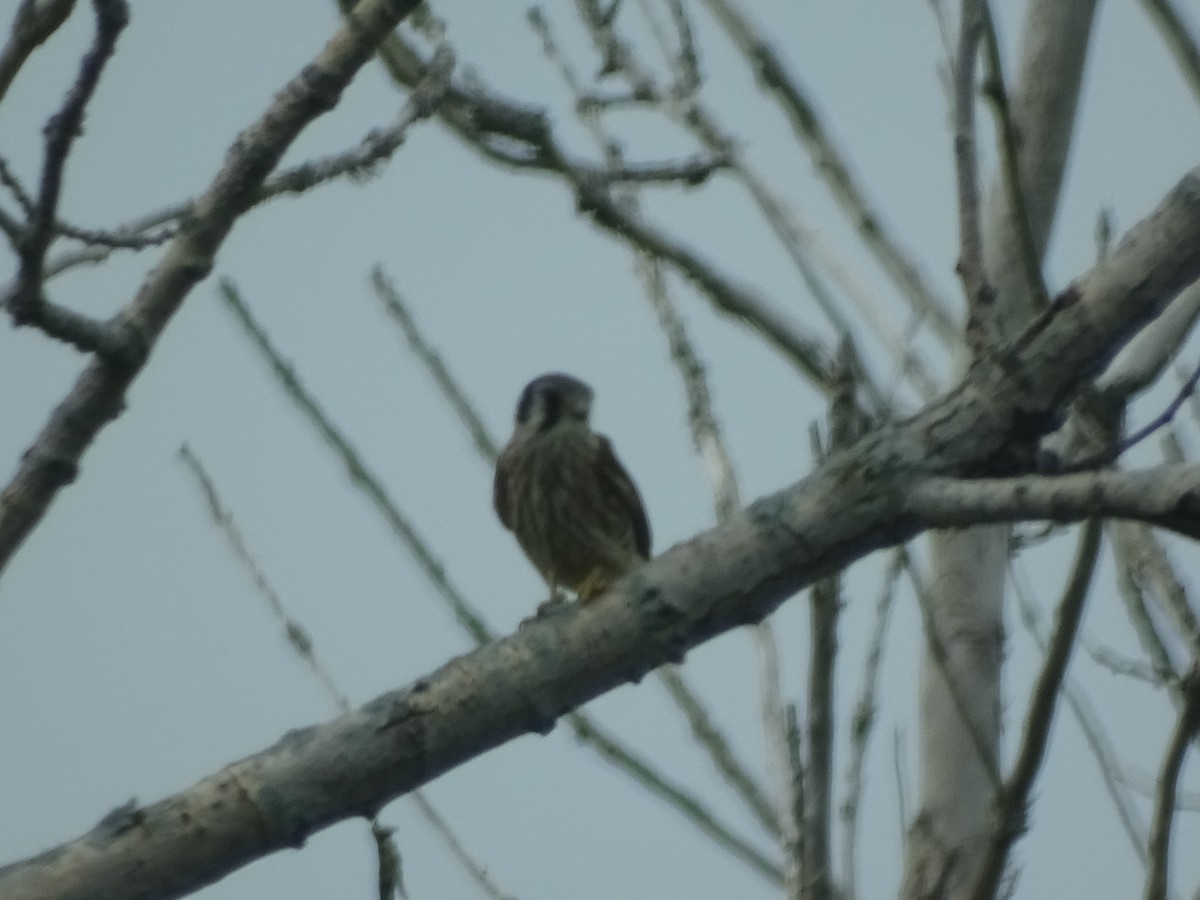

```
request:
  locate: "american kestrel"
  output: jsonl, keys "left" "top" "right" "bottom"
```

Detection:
{"left": 494, "top": 372, "right": 651, "bottom": 605}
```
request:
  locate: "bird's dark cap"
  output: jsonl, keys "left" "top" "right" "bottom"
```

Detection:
{"left": 515, "top": 372, "right": 593, "bottom": 423}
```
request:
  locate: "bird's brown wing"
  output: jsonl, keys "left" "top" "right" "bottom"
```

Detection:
{"left": 493, "top": 450, "right": 513, "bottom": 530}
{"left": 597, "top": 436, "right": 651, "bottom": 559}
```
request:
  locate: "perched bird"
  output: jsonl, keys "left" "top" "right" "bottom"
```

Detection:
{"left": 494, "top": 372, "right": 651, "bottom": 605}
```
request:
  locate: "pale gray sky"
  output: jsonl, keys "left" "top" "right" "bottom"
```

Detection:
{"left": 2, "top": 2, "right": 1199, "bottom": 899}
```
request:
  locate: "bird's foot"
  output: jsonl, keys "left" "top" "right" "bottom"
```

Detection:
{"left": 519, "top": 589, "right": 568, "bottom": 627}
{"left": 536, "top": 589, "right": 568, "bottom": 616}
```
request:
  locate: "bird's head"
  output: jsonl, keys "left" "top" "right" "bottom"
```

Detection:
{"left": 512, "top": 372, "right": 594, "bottom": 437}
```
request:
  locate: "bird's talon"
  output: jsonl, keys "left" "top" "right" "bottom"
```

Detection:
{"left": 535, "top": 591, "right": 567, "bottom": 618}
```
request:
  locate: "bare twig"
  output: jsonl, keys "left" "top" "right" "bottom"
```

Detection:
{"left": 42, "top": 202, "right": 186, "bottom": 276}
{"left": 177, "top": 443, "right": 351, "bottom": 710}
{"left": 700, "top": 0, "right": 958, "bottom": 343}
{"left": 664, "top": 0, "right": 700, "bottom": 93}
{"left": 352, "top": 5, "right": 835, "bottom": 391}
{"left": 584, "top": 184, "right": 832, "bottom": 386}
{"left": 638, "top": 259, "right": 738, "bottom": 521}
{"left": 567, "top": 713, "right": 783, "bottom": 884}
{"left": 1012, "top": 564, "right": 1151, "bottom": 867}
{"left": 658, "top": 665, "right": 779, "bottom": 837}
{"left": 410, "top": 793, "right": 518, "bottom": 900}
{"left": 1112, "top": 523, "right": 1180, "bottom": 678}
{"left": 926, "top": 0, "right": 958, "bottom": 90}
{"left": 178, "top": 442, "right": 513, "bottom": 900}
{"left": 1140, "top": 0, "right": 1200, "bottom": 107}
{"left": 969, "top": 519, "right": 1103, "bottom": 900}
{"left": 803, "top": 344, "right": 864, "bottom": 900}
{"left": 980, "top": 6, "right": 1050, "bottom": 313}
{"left": 756, "top": 619, "right": 801, "bottom": 894}
{"left": 371, "top": 820, "right": 406, "bottom": 900}
{"left": 1058, "top": 357, "right": 1200, "bottom": 473}
{"left": 226, "top": 47, "right": 454, "bottom": 195}
{"left": 220, "top": 279, "right": 494, "bottom": 643}
{"left": 952, "top": 0, "right": 993, "bottom": 348}
{"left": 1124, "top": 523, "right": 1200, "bottom": 661}
{"left": 637, "top": 247, "right": 785, "bottom": 844}
{"left": 11, "top": 0, "right": 126, "bottom": 291}
{"left": 804, "top": 574, "right": 836, "bottom": 900}
{"left": 32, "top": 52, "right": 452, "bottom": 281}
{"left": 0, "top": 154, "right": 36, "bottom": 216}
{"left": 0, "top": 0, "right": 77, "bottom": 103}
{"left": 1113, "top": 521, "right": 1200, "bottom": 663}
{"left": 1115, "top": 764, "right": 1200, "bottom": 810}
{"left": 1096, "top": 207, "right": 1114, "bottom": 260}
{"left": 637, "top": 224, "right": 789, "bottom": 851}
{"left": 841, "top": 548, "right": 904, "bottom": 897}
{"left": 0, "top": 155, "right": 175, "bottom": 250}
{"left": 371, "top": 267, "right": 499, "bottom": 462}
{"left": 566, "top": 2, "right": 913, "bottom": 404}
{"left": 785, "top": 705, "right": 806, "bottom": 900}
{"left": 1143, "top": 666, "right": 1200, "bottom": 900}
{"left": 1083, "top": 640, "right": 1170, "bottom": 686}
{"left": 51, "top": 218, "right": 176, "bottom": 249}
{"left": 3, "top": 0, "right": 131, "bottom": 357}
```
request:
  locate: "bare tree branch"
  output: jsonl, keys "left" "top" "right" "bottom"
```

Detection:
{"left": 1113, "top": 523, "right": 1181, "bottom": 677}
{"left": 906, "top": 466, "right": 1200, "bottom": 539}
{"left": 640, "top": 258, "right": 781, "bottom": 842}
{"left": 410, "top": 793, "right": 518, "bottom": 900}
{"left": 1144, "top": 665, "right": 1200, "bottom": 900}
{"left": 657, "top": 664, "right": 780, "bottom": 838}
{"left": 0, "top": 155, "right": 175, "bottom": 251}
{"left": 700, "top": 0, "right": 959, "bottom": 344}
{"left": 968, "top": 519, "right": 1102, "bottom": 900}
{"left": 1119, "top": 523, "right": 1200, "bottom": 660}
{"left": 36, "top": 64, "right": 448, "bottom": 283}
{"left": 0, "top": 0, "right": 77, "bottom": 104}
{"left": 341, "top": 3, "right": 835, "bottom": 391}
{"left": 0, "top": 0, "right": 426, "bottom": 576}
{"left": 907, "top": 5, "right": 1101, "bottom": 895}
{"left": 1140, "top": 0, "right": 1200, "bottom": 107}
{"left": 178, "top": 443, "right": 351, "bottom": 711}
{"left": 371, "top": 267, "right": 500, "bottom": 462}
{"left": 841, "top": 548, "right": 905, "bottom": 897}
{"left": 980, "top": 5, "right": 1050, "bottom": 314}
{"left": 952, "top": 0, "right": 993, "bottom": 350}
{"left": 219, "top": 280, "right": 495, "bottom": 644}
{"left": 803, "top": 344, "right": 866, "bottom": 900}
{"left": 3, "top": 0, "right": 129, "bottom": 357}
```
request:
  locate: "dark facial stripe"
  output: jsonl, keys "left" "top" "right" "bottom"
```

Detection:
{"left": 539, "top": 389, "right": 562, "bottom": 432}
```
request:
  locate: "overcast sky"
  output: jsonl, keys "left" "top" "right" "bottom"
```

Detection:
{"left": 2, "top": 2, "right": 1200, "bottom": 899}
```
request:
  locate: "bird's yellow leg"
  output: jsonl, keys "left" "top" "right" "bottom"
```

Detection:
{"left": 575, "top": 568, "right": 613, "bottom": 603}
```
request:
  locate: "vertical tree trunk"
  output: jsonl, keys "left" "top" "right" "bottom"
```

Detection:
{"left": 902, "top": 2, "right": 1098, "bottom": 896}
